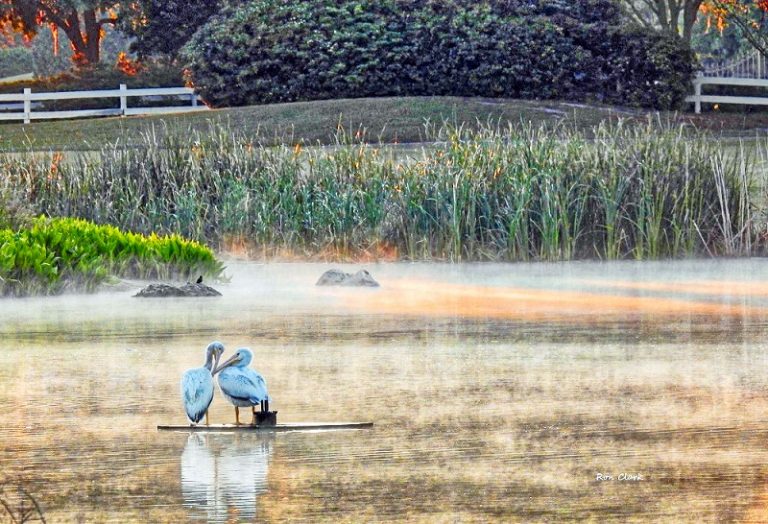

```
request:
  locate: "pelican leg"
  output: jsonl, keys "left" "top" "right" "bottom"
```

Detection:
{"left": 235, "top": 406, "right": 241, "bottom": 425}
{"left": 205, "top": 411, "right": 209, "bottom": 426}
{"left": 265, "top": 399, "right": 269, "bottom": 413}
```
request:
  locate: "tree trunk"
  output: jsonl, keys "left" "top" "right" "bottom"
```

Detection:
{"left": 628, "top": 0, "right": 702, "bottom": 44}
{"left": 682, "top": 0, "right": 703, "bottom": 44}
{"left": 667, "top": 0, "right": 683, "bottom": 36}
{"left": 58, "top": 9, "right": 101, "bottom": 65}
{"left": 652, "top": 0, "right": 671, "bottom": 32}
{"left": 82, "top": 9, "right": 101, "bottom": 64}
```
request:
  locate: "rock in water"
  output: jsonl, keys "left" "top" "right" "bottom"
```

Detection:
{"left": 346, "top": 270, "right": 379, "bottom": 287}
{"left": 315, "top": 269, "right": 348, "bottom": 286}
{"left": 178, "top": 282, "right": 222, "bottom": 296}
{"left": 316, "top": 269, "right": 379, "bottom": 287}
{"left": 134, "top": 282, "right": 222, "bottom": 297}
{"left": 133, "top": 284, "right": 186, "bottom": 297}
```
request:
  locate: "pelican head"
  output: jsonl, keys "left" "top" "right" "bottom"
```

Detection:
{"left": 213, "top": 347, "right": 253, "bottom": 375}
{"left": 205, "top": 341, "right": 225, "bottom": 372}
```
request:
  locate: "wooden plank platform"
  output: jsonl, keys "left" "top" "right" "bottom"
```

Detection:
{"left": 157, "top": 422, "right": 373, "bottom": 432}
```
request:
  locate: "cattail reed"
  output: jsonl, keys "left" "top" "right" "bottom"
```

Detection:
{"left": 0, "top": 120, "right": 760, "bottom": 261}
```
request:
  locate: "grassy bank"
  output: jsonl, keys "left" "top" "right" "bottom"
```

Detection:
{"left": 0, "top": 96, "right": 766, "bottom": 152}
{"left": 0, "top": 97, "right": 620, "bottom": 151}
{"left": 0, "top": 120, "right": 760, "bottom": 262}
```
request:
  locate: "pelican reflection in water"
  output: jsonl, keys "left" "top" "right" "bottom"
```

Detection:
{"left": 181, "top": 433, "right": 272, "bottom": 522}
{"left": 214, "top": 348, "right": 270, "bottom": 425}
{"left": 181, "top": 341, "right": 224, "bottom": 425}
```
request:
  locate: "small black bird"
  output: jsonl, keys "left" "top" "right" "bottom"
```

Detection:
{"left": 196, "top": 275, "right": 203, "bottom": 284}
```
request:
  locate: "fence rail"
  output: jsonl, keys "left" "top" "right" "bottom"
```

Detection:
{"left": 685, "top": 75, "right": 768, "bottom": 113}
{"left": 699, "top": 51, "right": 768, "bottom": 79}
{"left": 0, "top": 84, "right": 207, "bottom": 123}
{"left": 687, "top": 50, "right": 768, "bottom": 113}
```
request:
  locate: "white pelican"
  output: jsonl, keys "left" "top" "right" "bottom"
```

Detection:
{"left": 213, "top": 348, "right": 269, "bottom": 425}
{"left": 181, "top": 341, "right": 225, "bottom": 425}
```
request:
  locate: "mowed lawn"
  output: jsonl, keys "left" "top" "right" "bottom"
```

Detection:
{"left": 0, "top": 95, "right": 760, "bottom": 151}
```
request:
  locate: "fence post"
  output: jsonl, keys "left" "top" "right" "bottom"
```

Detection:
{"left": 23, "top": 88, "right": 31, "bottom": 124}
{"left": 191, "top": 90, "right": 198, "bottom": 108}
{"left": 120, "top": 84, "right": 127, "bottom": 116}
{"left": 694, "top": 76, "right": 702, "bottom": 114}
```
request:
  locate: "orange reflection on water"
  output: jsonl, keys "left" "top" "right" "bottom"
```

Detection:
{"left": 340, "top": 279, "right": 768, "bottom": 321}
{"left": 581, "top": 279, "right": 768, "bottom": 297}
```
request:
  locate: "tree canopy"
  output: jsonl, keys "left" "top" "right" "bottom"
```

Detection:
{"left": 620, "top": 0, "right": 768, "bottom": 52}
{"left": 0, "top": 0, "right": 227, "bottom": 66}
{"left": 0, "top": 0, "right": 762, "bottom": 83}
{"left": 701, "top": 0, "right": 768, "bottom": 55}
{"left": 0, "top": 0, "right": 119, "bottom": 64}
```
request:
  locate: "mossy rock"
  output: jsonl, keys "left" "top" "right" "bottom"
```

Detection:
{"left": 316, "top": 269, "right": 379, "bottom": 287}
{"left": 134, "top": 282, "right": 222, "bottom": 297}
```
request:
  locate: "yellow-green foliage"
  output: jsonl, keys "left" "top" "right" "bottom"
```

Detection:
{"left": 0, "top": 217, "right": 223, "bottom": 296}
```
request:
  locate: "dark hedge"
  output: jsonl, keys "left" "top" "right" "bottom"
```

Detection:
{"left": 182, "top": 0, "right": 696, "bottom": 110}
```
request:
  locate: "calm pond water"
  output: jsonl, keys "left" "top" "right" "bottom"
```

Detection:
{"left": 2, "top": 260, "right": 768, "bottom": 522}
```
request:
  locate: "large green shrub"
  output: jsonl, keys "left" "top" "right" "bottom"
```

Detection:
{"left": 182, "top": 0, "right": 696, "bottom": 110}
{"left": 0, "top": 47, "right": 33, "bottom": 78}
{"left": 118, "top": 0, "right": 230, "bottom": 59}
{"left": 605, "top": 27, "right": 696, "bottom": 109}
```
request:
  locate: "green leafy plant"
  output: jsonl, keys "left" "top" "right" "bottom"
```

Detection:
{"left": 0, "top": 217, "right": 224, "bottom": 296}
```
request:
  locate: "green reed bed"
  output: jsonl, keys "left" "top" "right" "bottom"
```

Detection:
{"left": 0, "top": 121, "right": 759, "bottom": 261}
{"left": 0, "top": 217, "right": 224, "bottom": 296}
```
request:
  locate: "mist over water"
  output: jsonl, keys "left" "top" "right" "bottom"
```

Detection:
{"left": 2, "top": 260, "right": 768, "bottom": 521}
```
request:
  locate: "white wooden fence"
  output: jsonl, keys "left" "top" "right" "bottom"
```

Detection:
{"left": 0, "top": 84, "right": 207, "bottom": 123}
{"left": 686, "top": 75, "right": 768, "bottom": 114}
{"left": 699, "top": 50, "right": 768, "bottom": 79}
{"left": 687, "top": 50, "right": 768, "bottom": 113}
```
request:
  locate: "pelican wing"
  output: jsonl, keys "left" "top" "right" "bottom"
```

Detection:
{"left": 219, "top": 368, "right": 269, "bottom": 404}
{"left": 181, "top": 368, "right": 215, "bottom": 423}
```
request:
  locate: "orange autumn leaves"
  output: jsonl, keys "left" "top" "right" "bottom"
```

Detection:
{"left": 700, "top": 0, "right": 768, "bottom": 32}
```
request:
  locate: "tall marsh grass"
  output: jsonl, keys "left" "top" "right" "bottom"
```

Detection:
{"left": 0, "top": 120, "right": 760, "bottom": 261}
